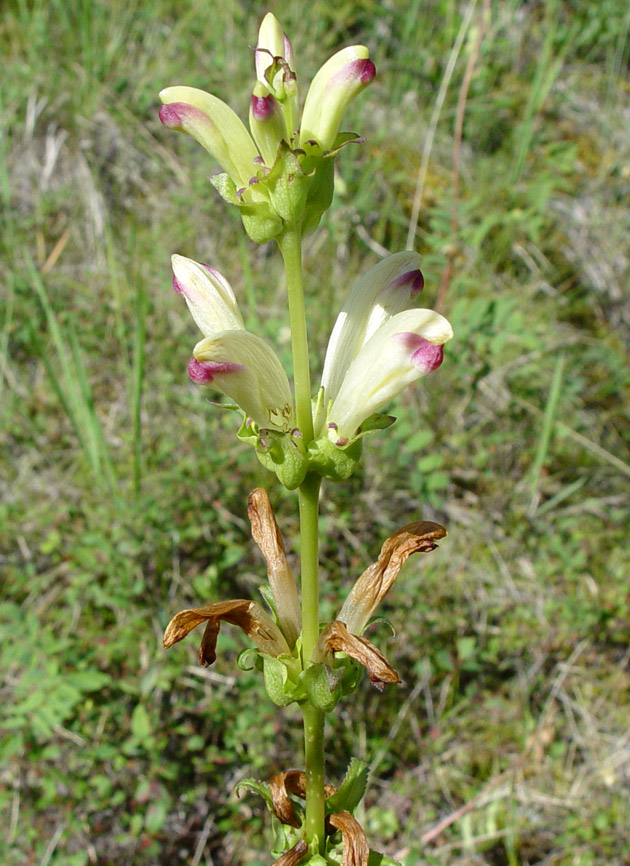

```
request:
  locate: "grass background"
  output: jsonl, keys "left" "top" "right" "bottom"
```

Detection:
{"left": 1, "top": 0, "right": 630, "bottom": 864}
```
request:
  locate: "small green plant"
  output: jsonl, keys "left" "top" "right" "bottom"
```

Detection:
{"left": 158, "top": 12, "right": 453, "bottom": 863}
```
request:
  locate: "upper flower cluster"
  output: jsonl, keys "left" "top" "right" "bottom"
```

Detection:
{"left": 159, "top": 13, "right": 375, "bottom": 242}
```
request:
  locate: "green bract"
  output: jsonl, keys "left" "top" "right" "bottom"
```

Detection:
{"left": 237, "top": 408, "right": 396, "bottom": 489}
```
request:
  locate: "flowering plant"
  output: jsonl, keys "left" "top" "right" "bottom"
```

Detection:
{"left": 159, "top": 13, "right": 452, "bottom": 864}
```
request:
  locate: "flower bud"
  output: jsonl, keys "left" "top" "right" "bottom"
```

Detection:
{"left": 249, "top": 83, "right": 288, "bottom": 167}
{"left": 171, "top": 254, "right": 244, "bottom": 336}
{"left": 300, "top": 46, "right": 375, "bottom": 152}
{"left": 255, "top": 13, "right": 294, "bottom": 84}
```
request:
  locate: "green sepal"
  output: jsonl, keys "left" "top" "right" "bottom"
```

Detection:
{"left": 262, "top": 655, "right": 305, "bottom": 706}
{"left": 306, "top": 413, "right": 396, "bottom": 483}
{"left": 339, "top": 659, "right": 363, "bottom": 695}
{"left": 351, "top": 412, "right": 397, "bottom": 440}
{"left": 262, "top": 655, "right": 290, "bottom": 705}
{"left": 235, "top": 778, "right": 273, "bottom": 811}
{"left": 326, "top": 131, "right": 365, "bottom": 156}
{"left": 270, "top": 817, "right": 303, "bottom": 858}
{"left": 237, "top": 647, "right": 263, "bottom": 672}
{"left": 299, "top": 663, "right": 343, "bottom": 713}
{"left": 210, "top": 172, "right": 284, "bottom": 244}
{"left": 301, "top": 154, "right": 333, "bottom": 236}
{"left": 368, "top": 853, "right": 401, "bottom": 866}
{"left": 265, "top": 141, "right": 313, "bottom": 224}
{"left": 237, "top": 416, "right": 309, "bottom": 490}
{"left": 307, "top": 435, "right": 363, "bottom": 482}
{"left": 210, "top": 172, "right": 240, "bottom": 204}
{"left": 325, "top": 758, "right": 369, "bottom": 815}
{"left": 258, "top": 584, "right": 278, "bottom": 618}
{"left": 240, "top": 209, "right": 284, "bottom": 244}
{"left": 256, "top": 431, "right": 309, "bottom": 490}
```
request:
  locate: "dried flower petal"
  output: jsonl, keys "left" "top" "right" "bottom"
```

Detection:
{"left": 271, "top": 840, "right": 308, "bottom": 866}
{"left": 163, "top": 599, "right": 290, "bottom": 666}
{"left": 338, "top": 521, "right": 446, "bottom": 635}
{"left": 315, "top": 621, "right": 400, "bottom": 691}
{"left": 327, "top": 811, "right": 369, "bottom": 866}
{"left": 270, "top": 770, "right": 303, "bottom": 827}
{"left": 270, "top": 769, "right": 338, "bottom": 826}
{"left": 248, "top": 488, "right": 301, "bottom": 646}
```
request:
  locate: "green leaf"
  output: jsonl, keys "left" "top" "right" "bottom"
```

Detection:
{"left": 130, "top": 704, "right": 152, "bottom": 739}
{"left": 325, "top": 758, "right": 369, "bottom": 814}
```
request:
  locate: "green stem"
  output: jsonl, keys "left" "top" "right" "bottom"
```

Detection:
{"left": 278, "top": 228, "right": 314, "bottom": 443}
{"left": 278, "top": 228, "right": 325, "bottom": 849}
{"left": 299, "top": 472, "right": 325, "bottom": 848}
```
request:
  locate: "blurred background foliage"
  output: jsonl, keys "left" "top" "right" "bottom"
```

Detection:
{"left": 1, "top": 0, "right": 629, "bottom": 864}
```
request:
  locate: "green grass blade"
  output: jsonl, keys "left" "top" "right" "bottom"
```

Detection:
{"left": 528, "top": 352, "right": 565, "bottom": 514}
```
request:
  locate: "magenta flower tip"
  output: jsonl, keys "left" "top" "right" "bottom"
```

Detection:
{"left": 250, "top": 93, "right": 278, "bottom": 122}
{"left": 389, "top": 269, "right": 425, "bottom": 295}
{"left": 188, "top": 358, "right": 244, "bottom": 384}
{"left": 359, "top": 59, "right": 376, "bottom": 84}
{"left": 159, "top": 103, "right": 184, "bottom": 129}
{"left": 172, "top": 275, "right": 185, "bottom": 295}
{"left": 394, "top": 333, "right": 444, "bottom": 372}
{"left": 413, "top": 339, "right": 443, "bottom": 372}
{"left": 188, "top": 357, "right": 214, "bottom": 383}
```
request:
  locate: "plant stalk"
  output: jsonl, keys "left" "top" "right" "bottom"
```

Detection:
{"left": 278, "top": 228, "right": 314, "bottom": 444}
{"left": 279, "top": 228, "right": 325, "bottom": 849}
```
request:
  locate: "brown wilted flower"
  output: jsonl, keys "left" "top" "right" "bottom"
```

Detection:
{"left": 248, "top": 487, "right": 301, "bottom": 647}
{"left": 327, "top": 810, "right": 369, "bottom": 866}
{"left": 266, "top": 769, "right": 370, "bottom": 864}
{"left": 309, "top": 521, "right": 445, "bottom": 690}
{"left": 313, "top": 621, "right": 400, "bottom": 692}
{"left": 163, "top": 599, "right": 290, "bottom": 666}
{"left": 271, "top": 839, "right": 308, "bottom": 866}
{"left": 269, "top": 769, "right": 338, "bottom": 827}
{"left": 338, "top": 520, "right": 446, "bottom": 635}
{"left": 163, "top": 489, "right": 305, "bottom": 666}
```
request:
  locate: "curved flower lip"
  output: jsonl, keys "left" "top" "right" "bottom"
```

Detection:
{"left": 159, "top": 86, "right": 260, "bottom": 188}
{"left": 325, "top": 307, "right": 453, "bottom": 444}
{"left": 299, "top": 45, "right": 375, "bottom": 151}
{"left": 192, "top": 330, "right": 295, "bottom": 432}
{"left": 171, "top": 254, "right": 245, "bottom": 337}
{"left": 321, "top": 251, "right": 425, "bottom": 403}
